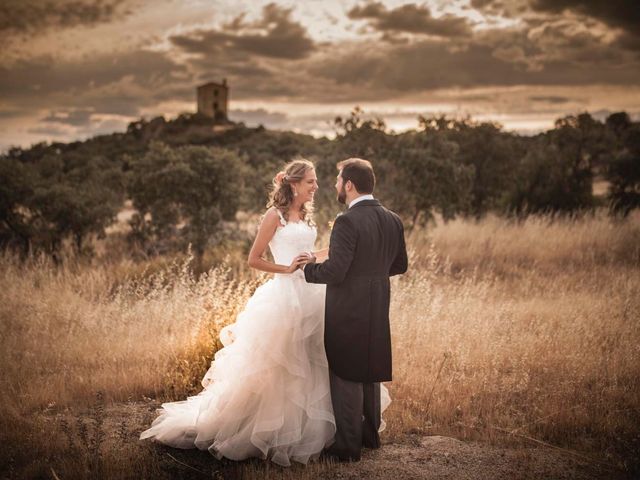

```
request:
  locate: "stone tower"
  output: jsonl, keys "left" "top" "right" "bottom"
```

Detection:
{"left": 196, "top": 79, "right": 228, "bottom": 120}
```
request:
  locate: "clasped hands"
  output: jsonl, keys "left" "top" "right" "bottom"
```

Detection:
{"left": 287, "top": 252, "right": 316, "bottom": 273}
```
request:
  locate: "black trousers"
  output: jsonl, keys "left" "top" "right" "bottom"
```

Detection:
{"left": 327, "top": 369, "right": 381, "bottom": 461}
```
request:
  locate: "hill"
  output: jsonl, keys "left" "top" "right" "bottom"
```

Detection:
{"left": 1, "top": 109, "right": 639, "bottom": 262}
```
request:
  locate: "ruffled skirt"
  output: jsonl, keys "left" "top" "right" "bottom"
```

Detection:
{"left": 140, "top": 274, "right": 336, "bottom": 466}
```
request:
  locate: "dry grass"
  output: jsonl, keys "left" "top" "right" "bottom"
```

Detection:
{"left": 1, "top": 211, "right": 638, "bottom": 478}
{"left": 0, "top": 250, "right": 259, "bottom": 411}
{"left": 389, "top": 213, "right": 640, "bottom": 469}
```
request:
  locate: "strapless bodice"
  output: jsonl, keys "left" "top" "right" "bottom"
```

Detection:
{"left": 269, "top": 220, "right": 317, "bottom": 267}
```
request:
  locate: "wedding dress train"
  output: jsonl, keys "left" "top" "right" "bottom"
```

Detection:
{"left": 140, "top": 214, "right": 335, "bottom": 466}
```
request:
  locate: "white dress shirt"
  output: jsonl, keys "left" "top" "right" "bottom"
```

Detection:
{"left": 348, "top": 194, "right": 374, "bottom": 209}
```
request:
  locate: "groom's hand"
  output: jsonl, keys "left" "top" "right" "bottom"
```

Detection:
{"left": 305, "top": 251, "right": 317, "bottom": 265}
{"left": 296, "top": 252, "right": 316, "bottom": 270}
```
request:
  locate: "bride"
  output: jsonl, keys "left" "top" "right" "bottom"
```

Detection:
{"left": 140, "top": 159, "right": 336, "bottom": 466}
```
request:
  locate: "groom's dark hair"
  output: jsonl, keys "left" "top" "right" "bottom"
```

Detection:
{"left": 337, "top": 158, "right": 375, "bottom": 194}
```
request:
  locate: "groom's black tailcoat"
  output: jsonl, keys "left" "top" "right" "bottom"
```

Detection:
{"left": 304, "top": 199, "right": 408, "bottom": 383}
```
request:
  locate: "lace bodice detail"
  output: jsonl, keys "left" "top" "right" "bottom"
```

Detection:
{"left": 269, "top": 210, "right": 316, "bottom": 267}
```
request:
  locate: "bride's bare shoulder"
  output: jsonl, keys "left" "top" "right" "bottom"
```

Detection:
{"left": 261, "top": 207, "right": 284, "bottom": 227}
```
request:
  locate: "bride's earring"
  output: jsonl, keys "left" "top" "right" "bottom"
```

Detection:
{"left": 294, "top": 188, "right": 298, "bottom": 197}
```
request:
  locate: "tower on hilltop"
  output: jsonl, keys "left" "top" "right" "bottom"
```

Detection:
{"left": 197, "top": 79, "right": 228, "bottom": 120}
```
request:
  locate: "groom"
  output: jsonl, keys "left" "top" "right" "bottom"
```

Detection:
{"left": 302, "top": 158, "right": 408, "bottom": 461}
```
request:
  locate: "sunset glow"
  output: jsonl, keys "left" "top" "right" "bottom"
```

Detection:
{"left": 1, "top": 0, "right": 639, "bottom": 149}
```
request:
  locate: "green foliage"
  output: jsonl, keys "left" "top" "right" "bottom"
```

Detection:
{"left": 390, "top": 129, "right": 473, "bottom": 224}
{"left": 503, "top": 113, "right": 620, "bottom": 216}
{"left": 333, "top": 106, "right": 387, "bottom": 137}
{"left": 605, "top": 122, "right": 640, "bottom": 217}
{"left": 2, "top": 108, "right": 639, "bottom": 260}
{"left": 550, "top": 113, "right": 610, "bottom": 171}
{"left": 506, "top": 138, "right": 594, "bottom": 215}
{"left": 32, "top": 172, "right": 121, "bottom": 253}
{"left": 332, "top": 107, "right": 390, "bottom": 160}
{"left": 0, "top": 157, "right": 35, "bottom": 254}
{"left": 0, "top": 151, "right": 123, "bottom": 256}
{"left": 449, "top": 121, "right": 521, "bottom": 217}
{"left": 322, "top": 107, "right": 395, "bottom": 222}
{"left": 210, "top": 127, "right": 325, "bottom": 213}
{"left": 128, "top": 143, "right": 244, "bottom": 264}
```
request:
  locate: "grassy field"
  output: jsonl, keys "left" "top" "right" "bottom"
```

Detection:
{"left": 1, "top": 212, "right": 638, "bottom": 478}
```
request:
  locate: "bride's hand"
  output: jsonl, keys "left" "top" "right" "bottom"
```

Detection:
{"left": 286, "top": 254, "right": 310, "bottom": 273}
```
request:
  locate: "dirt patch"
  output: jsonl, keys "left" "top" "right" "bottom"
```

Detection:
{"left": 334, "top": 435, "right": 615, "bottom": 480}
{"left": 35, "top": 400, "right": 625, "bottom": 480}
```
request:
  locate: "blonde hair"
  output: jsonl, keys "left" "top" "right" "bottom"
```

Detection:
{"left": 267, "top": 159, "right": 315, "bottom": 224}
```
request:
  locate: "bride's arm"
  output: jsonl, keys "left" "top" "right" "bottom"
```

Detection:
{"left": 248, "top": 208, "right": 308, "bottom": 274}
{"left": 312, "top": 247, "right": 329, "bottom": 262}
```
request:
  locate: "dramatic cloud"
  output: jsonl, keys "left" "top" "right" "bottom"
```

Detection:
{"left": 0, "top": 0, "right": 132, "bottom": 35}
{"left": 0, "top": 49, "right": 187, "bottom": 112}
{"left": 347, "top": 2, "right": 472, "bottom": 37}
{"left": 171, "top": 3, "right": 315, "bottom": 60}
{"left": 41, "top": 109, "right": 94, "bottom": 127}
{"left": 26, "top": 115, "right": 130, "bottom": 140}
{"left": 2, "top": 0, "right": 640, "bottom": 149}
{"left": 311, "top": 37, "right": 640, "bottom": 96}
{"left": 469, "top": 0, "right": 530, "bottom": 18}
{"left": 473, "top": 0, "right": 640, "bottom": 52}
{"left": 530, "top": 0, "right": 640, "bottom": 53}
{"left": 530, "top": 0, "right": 640, "bottom": 35}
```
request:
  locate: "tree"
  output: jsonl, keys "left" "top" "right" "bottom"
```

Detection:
{"left": 503, "top": 113, "right": 609, "bottom": 216}
{"left": 506, "top": 137, "right": 594, "bottom": 215}
{"left": 605, "top": 123, "right": 640, "bottom": 217}
{"left": 304, "top": 106, "right": 393, "bottom": 225}
{"left": 31, "top": 180, "right": 120, "bottom": 254}
{"left": 420, "top": 116, "right": 519, "bottom": 218}
{"left": 390, "top": 130, "right": 473, "bottom": 225}
{"left": 551, "top": 113, "right": 609, "bottom": 172}
{"left": 0, "top": 157, "right": 35, "bottom": 255}
{"left": 128, "top": 142, "right": 244, "bottom": 268}
{"left": 33, "top": 152, "right": 124, "bottom": 254}
{"left": 333, "top": 107, "right": 389, "bottom": 158}
{"left": 605, "top": 112, "right": 632, "bottom": 139}
{"left": 206, "top": 125, "right": 325, "bottom": 213}
{"left": 0, "top": 152, "right": 123, "bottom": 257}
{"left": 334, "top": 106, "right": 386, "bottom": 136}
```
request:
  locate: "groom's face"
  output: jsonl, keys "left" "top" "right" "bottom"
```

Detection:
{"left": 335, "top": 171, "right": 347, "bottom": 204}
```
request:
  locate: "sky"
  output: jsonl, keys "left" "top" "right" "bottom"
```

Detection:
{"left": 1, "top": 0, "right": 640, "bottom": 151}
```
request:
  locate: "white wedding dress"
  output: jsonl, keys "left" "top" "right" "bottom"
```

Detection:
{"left": 140, "top": 213, "right": 336, "bottom": 466}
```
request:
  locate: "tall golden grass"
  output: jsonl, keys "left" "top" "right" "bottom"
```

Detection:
{"left": 388, "top": 213, "right": 640, "bottom": 467}
{"left": 1, "top": 211, "right": 638, "bottom": 478}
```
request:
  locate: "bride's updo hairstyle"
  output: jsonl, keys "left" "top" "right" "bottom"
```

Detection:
{"left": 267, "top": 158, "right": 315, "bottom": 224}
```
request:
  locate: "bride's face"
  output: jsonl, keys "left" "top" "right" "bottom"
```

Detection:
{"left": 295, "top": 168, "right": 318, "bottom": 204}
